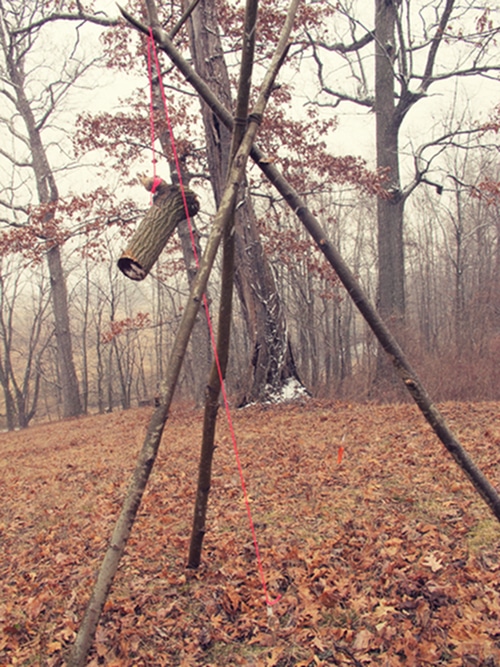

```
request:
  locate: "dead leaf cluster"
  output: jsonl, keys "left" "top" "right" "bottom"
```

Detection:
{"left": 1, "top": 400, "right": 500, "bottom": 666}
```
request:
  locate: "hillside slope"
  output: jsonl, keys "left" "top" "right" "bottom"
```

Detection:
{"left": 1, "top": 400, "right": 500, "bottom": 666}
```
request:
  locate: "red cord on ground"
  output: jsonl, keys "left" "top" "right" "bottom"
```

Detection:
{"left": 147, "top": 30, "right": 280, "bottom": 608}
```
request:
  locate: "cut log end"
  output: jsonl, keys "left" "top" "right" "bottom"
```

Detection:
{"left": 117, "top": 256, "right": 147, "bottom": 281}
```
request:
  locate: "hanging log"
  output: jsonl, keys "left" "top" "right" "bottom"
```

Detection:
{"left": 118, "top": 176, "right": 200, "bottom": 280}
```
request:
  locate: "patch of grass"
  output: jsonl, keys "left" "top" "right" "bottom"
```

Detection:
{"left": 202, "top": 638, "right": 268, "bottom": 665}
{"left": 467, "top": 518, "right": 500, "bottom": 552}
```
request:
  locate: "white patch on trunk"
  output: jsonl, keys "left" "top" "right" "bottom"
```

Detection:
{"left": 264, "top": 377, "right": 309, "bottom": 404}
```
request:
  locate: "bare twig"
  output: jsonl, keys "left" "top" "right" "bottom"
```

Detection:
{"left": 10, "top": 8, "right": 119, "bottom": 34}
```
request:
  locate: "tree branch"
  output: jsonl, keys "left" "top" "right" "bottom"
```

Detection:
{"left": 416, "top": 64, "right": 500, "bottom": 86}
{"left": 0, "top": 198, "right": 30, "bottom": 216}
{"left": 420, "top": 0, "right": 455, "bottom": 92}
{"left": 169, "top": 0, "right": 203, "bottom": 40}
{"left": 36, "top": 57, "right": 101, "bottom": 131}
{"left": 10, "top": 9, "right": 120, "bottom": 35}
{"left": 188, "top": 0, "right": 259, "bottom": 571}
{"left": 400, "top": 125, "right": 488, "bottom": 201}
{"left": 314, "top": 30, "right": 374, "bottom": 53}
{"left": 305, "top": 29, "right": 374, "bottom": 109}
{"left": 0, "top": 145, "right": 32, "bottom": 168}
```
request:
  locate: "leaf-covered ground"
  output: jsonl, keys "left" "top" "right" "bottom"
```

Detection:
{"left": 1, "top": 400, "right": 500, "bottom": 666}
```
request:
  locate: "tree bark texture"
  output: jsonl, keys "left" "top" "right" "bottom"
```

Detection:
{"left": 118, "top": 181, "right": 199, "bottom": 280}
{"left": 375, "top": 0, "right": 405, "bottom": 323}
{"left": 187, "top": 0, "right": 300, "bottom": 404}
{"left": 46, "top": 245, "right": 83, "bottom": 417}
{"left": 233, "top": 206, "right": 299, "bottom": 404}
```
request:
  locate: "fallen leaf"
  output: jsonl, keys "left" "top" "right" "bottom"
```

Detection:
{"left": 422, "top": 552, "right": 444, "bottom": 572}
{"left": 352, "top": 628, "right": 374, "bottom": 651}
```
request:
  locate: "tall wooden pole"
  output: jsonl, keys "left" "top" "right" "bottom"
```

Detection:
{"left": 187, "top": 0, "right": 259, "bottom": 569}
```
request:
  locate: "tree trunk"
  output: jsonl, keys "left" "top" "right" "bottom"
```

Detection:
{"left": 233, "top": 205, "right": 300, "bottom": 403}
{"left": 81, "top": 268, "right": 90, "bottom": 413}
{"left": 0, "top": 359, "right": 16, "bottom": 430}
{"left": 7, "top": 52, "right": 82, "bottom": 418}
{"left": 375, "top": 0, "right": 405, "bottom": 323}
{"left": 187, "top": 0, "right": 301, "bottom": 403}
{"left": 176, "top": 215, "right": 213, "bottom": 404}
{"left": 46, "top": 246, "right": 82, "bottom": 417}
{"left": 373, "top": 0, "right": 407, "bottom": 391}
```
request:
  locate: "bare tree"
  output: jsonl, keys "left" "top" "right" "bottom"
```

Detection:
{"left": 0, "top": 0, "right": 96, "bottom": 417}
{"left": 306, "top": 0, "right": 500, "bottom": 328}
{"left": 0, "top": 257, "right": 52, "bottom": 428}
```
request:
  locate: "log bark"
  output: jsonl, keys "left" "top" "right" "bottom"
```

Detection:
{"left": 118, "top": 181, "right": 199, "bottom": 280}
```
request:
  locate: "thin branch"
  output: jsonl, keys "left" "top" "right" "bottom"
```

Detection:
{"left": 0, "top": 198, "right": 30, "bottom": 216}
{"left": 36, "top": 57, "right": 101, "bottom": 131}
{"left": 313, "top": 29, "right": 374, "bottom": 54}
{"left": 394, "top": 3, "right": 408, "bottom": 83}
{"left": 0, "top": 145, "right": 32, "bottom": 168}
{"left": 401, "top": 125, "right": 487, "bottom": 200}
{"left": 305, "top": 30, "right": 374, "bottom": 109}
{"left": 416, "top": 64, "right": 500, "bottom": 86}
{"left": 317, "top": 85, "right": 374, "bottom": 108}
{"left": 420, "top": 0, "right": 455, "bottom": 92}
{"left": 169, "top": 0, "right": 202, "bottom": 40}
{"left": 10, "top": 9, "right": 119, "bottom": 35}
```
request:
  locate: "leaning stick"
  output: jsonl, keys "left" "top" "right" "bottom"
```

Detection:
{"left": 188, "top": 0, "right": 259, "bottom": 570}
{"left": 120, "top": 6, "right": 500, "bottom": 522}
